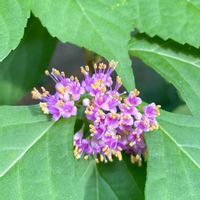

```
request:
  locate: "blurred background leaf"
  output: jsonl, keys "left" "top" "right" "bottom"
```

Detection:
{"left": 0, "top": 15, "right": 56, "bottom": 105}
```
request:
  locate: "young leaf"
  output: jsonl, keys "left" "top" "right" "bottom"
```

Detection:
{"left": 31, "top": 0, "right": 135, "bottom": 90}
{"left": 0, "top": 16, "right": 56, "bottom": 104}
{"left": 0, "top": 105, "right": 145, "bottom": 199}
{"left": 0, "top": 0, "right": 30, "bottom": 61}
{"left": 131, "top": 0, "right": 200, "bottom": 47}
{"left": 129, "top": 34, "right": 200, "bottom": 115}
{"left": 145, "top": 111, "right": 200, "bottom": 200}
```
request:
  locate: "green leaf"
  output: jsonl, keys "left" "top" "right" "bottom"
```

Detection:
{"left": 129, "top": 34, "right": 200, "bottom": 115}
{"left": 0, "top": 16, "right": 56, "bottom": 104}
{"left": 31, "top": 0, "right": 135, "bottom": 90}
{"left": 131, "top": 0, "right": 200, "bottom": 48}
{"left": 173, "top": 105, "right": 191, "bottom": 115}
{"left": 83, "top": 157, "right": 146, "bottom": 200}
{"left": 0, "top": 105, "right": 145, "bottom": 199}
{"left": 0, "top": 0, "right": 30, "bottom": 61}
{"left": 145, "top": 111, "right": 200, "bottom": 200}
{"left": 190, "top": 0, "right": 200, "bottom": 9}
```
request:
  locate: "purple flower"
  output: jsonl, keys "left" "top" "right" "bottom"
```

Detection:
{"left": 81, "top": 61, "right": 117, "bottom": 96}
{"left": 69, "top": 78, "right": 85, "bottom": 101}
{"left": 134, "top": 118, "right": 150, "bottom": 133}
{"left": 49, "top": 106, "right": 61, "bottom": 121}
{"left": 119, "top": 103, "right": 138, "bottom": 116}
{"left": 61, "top": 101, "right": 77, "bottom": 118}
{"left": 125, "top": 89, "right": 142, "bottom": 106}
{"left": 85, "top": 104, "right": 98, "bottom": 121}
{"left": 120, "top": 113, "right": 134, "bottom": 126}
{"left": 144, "top": 103, "right": 160, "bottom": 118}
{"left": 82, "top": 139, "right": 93, "bottom": 155}
{"left": 101, "top": 91, "right": 120, "bottom": 112}
{"left": 105, "top": 112, "right": 119, "bottom": 129}
{"left": 89, "top": 123, "right": 105, "bottom": 139}
{"left": 94, "top": 94, "right": 107, "bottom": 108}
{"left": 72, "top": 62, "right": 160, "bottom": 164}
{"left": 32, "top": 69, "right": 83, "bottom": 121}
{"left": 74, "top": 131, "right": 83, "bottom": 146}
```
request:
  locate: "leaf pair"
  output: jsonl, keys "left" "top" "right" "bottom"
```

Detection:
{"left": 0, "top": 106, "right": 145, "bottom": 200}
{"left": 1, "top": 107, "right": 200, "bottom": 199}
{"left": 1, "top": 0, "right": 200, "bottom": 199}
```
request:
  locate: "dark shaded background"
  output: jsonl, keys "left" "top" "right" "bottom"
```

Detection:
{"left": 21, "top": 41, "right": 183, "bottom": 112}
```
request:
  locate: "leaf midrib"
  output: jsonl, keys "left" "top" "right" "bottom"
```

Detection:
{"left": 74, "top": 0, "right": 116, "bottom": 59}
{"left": 131, "top": 45, "right": 200, "bottom": 69}
{"left": 95, "top": 164, "right": 119, "bottom": 200}
{"left": 159, "top": 125, "right": 200, "bottom": 170}
{"left": 131, "top": 44, "right": 200, "bottom": 110}
{"left": 0, "top": 121, "right": 55, "bottom": 177}
{"left": 0, "top": 119, "right": 49, "bottom": 129}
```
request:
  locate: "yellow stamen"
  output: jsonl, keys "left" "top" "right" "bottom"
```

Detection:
{"left": 89, "top": 124, "right": 97, "bottom": 133}
{"left": 39, "top": 102, "right": 49, "bottom": 114}
{"left": 61, "top": 71, "right": 65, "bottom": 77}
{"left": 94, "top": 63, "right": 97, "bottom": 70}
{"left": 74, "top": 77, "right": 79, "bottom": 82}
{"left": 156, "top": 105, "right": 161, "bottom": 116}
{"left": 98, "top": 63, "right": 104, "bottom": 69}
{"left": 52, "top": 68, "right": 60, "bottom": 76}
{"left": 56, "top": 100, "right": 64, "bottom": 107}
{"left": 129, "top": 141, "right": 134, "bottom": 147}
{"left": 118, "top": 146, "right": 122, "bottom": 151}
{"left": 45, "top": 70, "right": 50, "bottom": 76}
{"left": 117, "top": 151, "right": 122, "bottom": 161}
{"left": 104, "top": 132, "right": 111, "bottom": 137}
{"left": 101, "top": 86, "right": 106, "bottom": 93}
{"left": 116, "top": 76, "right": 122, "bottom": 85}
{"left": 109, "top": 60, "right": 118, "bottom": 69}
{"left": 130, "top": 155, "right": 137, "bottom": 164}
{"left": 107, "top": 155, "right": 113, "bottom": 162}
{"left": 130, "top": 89, "right": 140, "bottom": 98}
{"left": 57, "top": 86, "right": 65, "bottom": 94}
{"left": 84, "top": 155, "right": 89, "bottom": 160}
{"left": 70, "top": 75, "right": 75, "bottom": 81}
{"left": 85, "top": 65, "right": 89, "bottom": 72}
{"left": 100, "top": 154, "right": 104, "bottom": 162}
{"left": 32, "top": 88, "right": 42, "bottom": 99}
{"left": 136, "top": 154, "right": 142, "bottom": 167}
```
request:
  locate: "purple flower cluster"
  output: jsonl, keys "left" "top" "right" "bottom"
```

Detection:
{"left": 32, "top": 61, "right": 160, "bottom": 165}
{"left": 32, "top": 68, "right": 84, "bottom": 121}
